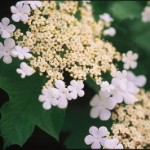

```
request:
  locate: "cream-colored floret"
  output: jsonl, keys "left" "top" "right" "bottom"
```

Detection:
{"left": 13, "top": 1, "right": 120, "bottom": 87}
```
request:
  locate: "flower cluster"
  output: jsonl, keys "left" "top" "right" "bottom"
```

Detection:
{"left": 0, "top": 1, "right": 122, "bottom": 110}
{"left": 89, "top": 70, "right": 146, "bottom": 121}
{"left": 39, "top": 80, "right": 84, "bottom": 110}
{"left": 13, "top": 1, "right": 120, "bottom": 87}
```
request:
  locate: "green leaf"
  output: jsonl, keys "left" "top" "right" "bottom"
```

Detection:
{"left": 129, "top": 20, "right": 150, "bottom": 52}
{"left": 0, "top": 60, "right": 65, "bottom": 148}
{"left": 109, "top": 1, "right": 143, "bottom": 20}
{"left": 86, "top": 76, "right": 100, "bottom": 93}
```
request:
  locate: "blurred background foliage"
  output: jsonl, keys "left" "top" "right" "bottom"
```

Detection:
{"left": 0, "top": 1, "right": 150, "bottom": 149}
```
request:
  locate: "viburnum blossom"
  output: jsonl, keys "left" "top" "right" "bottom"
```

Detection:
{"left": 104, "top": 138, "right": 123, "bottom": 149}
{"left": 39, "top": 80, "right": 84, "bottom": 109}
{"left": 84, "top": 126, "right": 109, "bottom": 149}
{"left": 103, "top": 27, "right": 116, "bottom": 36}
{"left": 122, "top": 51, "right": 138, "bottom": 70}
{"left": 11, "top": 2, "right": 31, "bottom": 22}
{"left": 99, "top": 13, "right": 113, "bottom": 23}
{"left": 111, "top": 70, "right": 139, "bottom": 104}
{"left": 101, "top": 81, "right": 114, "bottom": 93}
{"left": 68, "top": 80, "right": 85, "bottom": 99}
{"left": 0, "top": 38, "right": 15, "bottom": 64}
{"left": 90, "top": 91, "right": 116, "bottom": 120}
{"left": 12, "top": 46, "right": 32, "bottom": 60}
{"left": 0, "top": 17, "right": 16, "bottom": 39}
{"left": 54, "top": 80, "right": 72, "bottom": 109}
{"left": 39, "top": 87, "right": 59, "bottom": 110}
{"left": 127, "top": 71, "right": 147, "bottom": 88}
{"left": 16, "top": 62, "right": 35, "bottom": 78}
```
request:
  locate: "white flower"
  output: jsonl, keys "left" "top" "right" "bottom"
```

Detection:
{"left": 111, "top": 70, "right": 139, "bottom": 104}
{"left": 90, "top": 91, "right": 116, "bottom": 120}
{"left": 0, "top": 38, "right": 15, "bottom": 64}
{"left": 103, "top": 27, "right": 116, "bottom": 36}
{"left": 104, "top": 138, "right": 123, "bottom": 149}
{"left": 39, "top": 80, "right": 75, "bottom": 110}
{"left": 141, "top": 6, "right": 150, "bottom": 23}
{"left": 99, "top": 13, "right": 113, "bottom": 23}
{"left": 84, "top": 126, "right": 109, "bottom": 149}
{"left": 101, "top": 81, "right": 114, "bottom": 93}
{"left": 24, "top": 1, "right": 42, "bottom": 10}
{"left": 68, "top": 80, "right": 85, "bottom": 99}
{"left": 12, "top": 46, "right": 32, "bottom": 60}
{"left": 122, "top": 51, "right": 138, "bottom": 70}
{"left": 127, "top": 71, "right": 147, "bottom": 87}
{"left": 54, "top": 80, "right": 72, "bottom": 109}
{"left": 16, "top": 62, "right": 35, "bottom": 78}
{"left": 39, "top": 87, "right": 59, "bottom": 110}
{"left": 11, "top": 2, "right": 31, "bottom": 22}
{"left": 0, "top": 17, "right": 16, "bottom": 39}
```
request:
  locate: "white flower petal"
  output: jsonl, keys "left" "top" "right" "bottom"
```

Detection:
{"left": 70, "top": 91, "right": 78, "bottom": 99}
{"left": 50, "top": 87, "right": 60, "bottom": 98}
{"left": 12, "top": 14, "right": 20, "bottom": 22}
{"left": 23, "top": 4, "right": 31, "bottom": 14}
{"left": 99, "top": 13, "right": 113, "bottom": 22}
{"left": 90, "top": 95, "right": 100, "bottom": 106}
{"left": 2, "top": 17, "right": 10, "bottom": 26}
{"left": 135, "top": 75, "right": 146, "bottom": 87}
{"left": 10, "top": 6, "right": 18, "bottom": 13}
{"left": 131, "top": 61, "right": 137, "bottom": 69}
{"left": 84, "top": 135, "right": 95, "bottom": 145}
{"left": 91, "top": 141, "right": 101, "bottom": 149}
{"left": 68, "top": 85, "right": 74, "bottom": 91}
{"left": 116, "top": 143, "right": 123, "bottom": 149}
{"left": 7, "top": 24, "right": 16, "bottom": 32}
{"left": 133, "top": 53, "right": 138, "bottom": 59}
{"left": 112, "top": 91, "right": 123, "bottom": 103}
{"left": 20, "top": 14, "right": 28, "bottom": 21}
{"left": 4, "top": 38, "right": 15, "bottom": 49}
{"left": 98, "top": 127, "right": 108, "bottom": 138}
{"left": 90, "top": 107, "right": 100, "bottom": 118}
{"left": 89, "top": 126, "right": 98, "bottom": 136}
{"left": 57, "top": 97, "right": 68, "bottom": 109}
{"left": 3, "top": 55, "right": 12, "bottom": 64}
{"left": 104, "top": 138, "right": 123, "bottom": 149}
{"left": 104, "top": 139, "right": 114, "bottom": 149}
{"left": 55, "top": 80, "right": 65, "bottom": 89}
{"left": 77, "top": 81, "right": 84, "bottom": 89}
{"left": 99, "top": 108, "right": 111, "bottom": 120}
{"left": 124, "top": 63, "right": 130, "bottom": 70}
{"left": 100, "top": 137, "right": 107, "bottom": 146}
{"left": 103, "top": 27, "right": 116, "bottom": 37}
{"left": 1, "top": 30, "right": 10, "bottom": 38}
{"left": 123, "top": 93, "right": 136, "bottom": 104}
{"left": 51, "top": 98, "right": 58, "bottom": 106}
{"left": 39, "top": 95, "right": 45, "bottom": 102}
{"left": 78, "top": 90, "right": 85, "bottom": 97}
{"left": 106, "top": 97, "right": 116, "bottom": 110}
{"left": 43, "top": 101, "right": 51, "bottom": 110}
